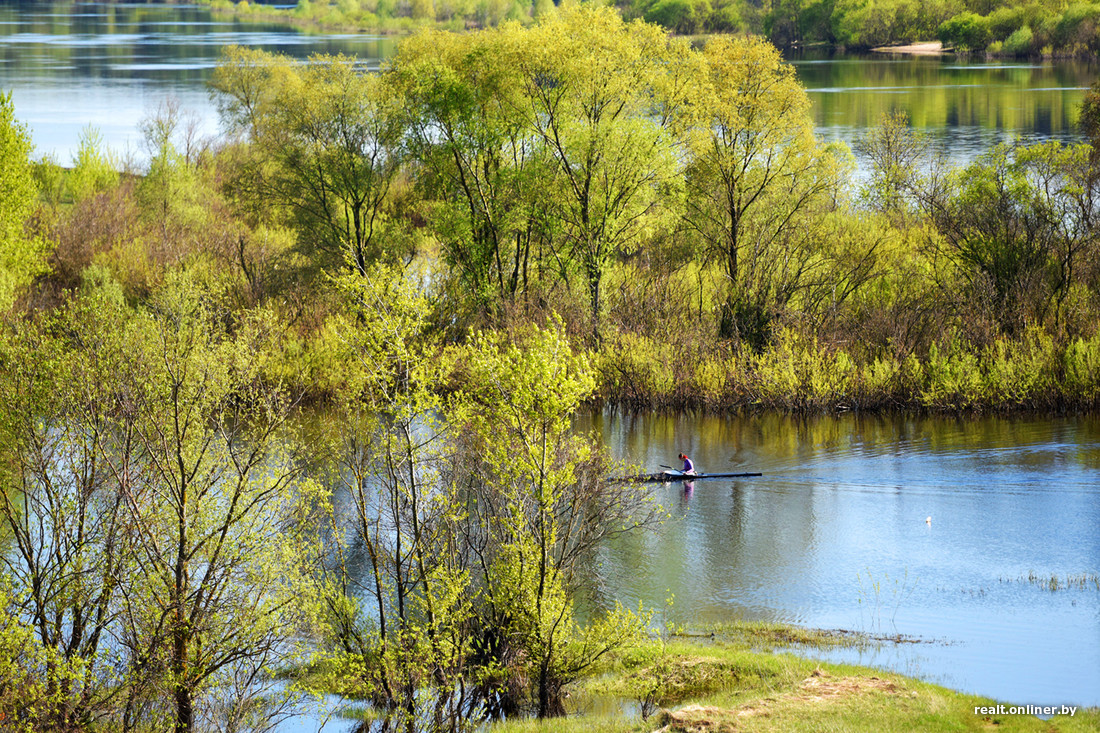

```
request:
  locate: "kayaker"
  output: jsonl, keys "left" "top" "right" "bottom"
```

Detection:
{"left": 678, "top": 452, "right": 696, "bottom": 475}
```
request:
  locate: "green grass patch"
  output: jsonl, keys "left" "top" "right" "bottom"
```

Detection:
{"left": 488, "top": 628, "right": 1100, "bottom": 733}
{"left": 668, "top": 619, "right": 873, "bottom": 651}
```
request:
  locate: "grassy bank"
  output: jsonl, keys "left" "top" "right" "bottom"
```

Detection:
{"left": 487, "top": 623, "right": 1100, "bottom": 733}
{"left": 592, "top": 326, "right": 1100, "bottom": 413}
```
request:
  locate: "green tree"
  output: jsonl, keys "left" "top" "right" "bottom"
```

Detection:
{"left": 309, "top": 264, "right": 479, "bottom": 732}
{"left": 212, "top": 47, "right": 406, "bottom": 275}
{"left": 0, "top": 92, "right": 50, "bottom": 312}
{"left": 518, "top": 6, "right": 678, "bottom": 341}
{"left": 390, "top": 27, "right": 549, "bottom": 316}
{"left": 676, "top": 36, "right": 843, "bottom": 345}
{"left": 644, "top": 0, "right": 711, "bottom": 34}
{"left": 69, "top": 125, "right": 120, "bottom": 203}
{"left": 0, "top": 298, "right": 131, "bottom": 730}
{"left": 120, "top": 273, "right": 316, "bottom": 733}
{"left": 1079, "top": 77, "right": 1100, "bottom": 163}
{"left": 921, "top": 142, "right": 1096, "bottom": 337}
{"left": 858, "top": 110, "right": 929, "bottom": 218}
{"left": 447, "top": 322, "right": 657, "bottom": 718}
{"left": 0, "top": 274, "right": 318, "bottom": 732}
{"left": 939, "top": 12, "right": 992, "bottom": 51}
{"left": 766, "top": 0, "right": 833, "bottom": 46}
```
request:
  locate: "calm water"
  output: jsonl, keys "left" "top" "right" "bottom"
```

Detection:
{"left": 4, "top": 0, "right": 1099, "bottom": 721}
{"left": 793, "top": 52, "right": 1095, "bottom": 167}
{"left": 0, "top": 2, "right": 1093, "bottom": 165}
{"left": 0, "top": 1, "right": 395, "bottom": 160}
{"left": 583, "top": 412, "right": 1100, "bottom": 708}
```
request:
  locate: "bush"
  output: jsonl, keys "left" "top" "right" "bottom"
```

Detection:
{"left": 644, "top": 0, "right": 709, "bottom": 33}
{"left": 706, "top": 4, "right": 743, "bottom": 31}
{"left": 1064, "top": 332, "right": 1100, "bottom": 403}
{"left": 596, "top": 332, "right": 677, "bottom": 406}
{"left": 750, "top": 328, "right": 855, "bottom": 408}
{"left": 939, "top": 12, "right": 991, "bottom": 51}
{"left": 1003, "top": 24, "right": 1035, "bottom": 54}
{"left": 987, "top": 5, "right": 1026, "bottom": 40}
{"left": 1051, "top": 2, "right": 1100, "bottom": 51}
{"left": 920, "top": 333, "right": 982, "bottom": 408}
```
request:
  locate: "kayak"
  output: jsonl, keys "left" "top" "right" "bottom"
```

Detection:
{"left": 618, "top": 471, "right": 763, "bottom": 482}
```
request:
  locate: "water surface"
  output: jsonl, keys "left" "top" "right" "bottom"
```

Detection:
{"left": 0, "top": 3, "right": 1094, "bottom": 166}
{"left": 583, "top": 411, "right": 1100, "bottom": 708}
{"left": 0, "top": 1, "right": 394, "bottom": 160}
{"left": 793, "top": 51, "right": 1094, "bottom": 167}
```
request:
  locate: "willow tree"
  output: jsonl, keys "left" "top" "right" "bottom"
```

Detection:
{"left": 389, "top": 27, "right": 550, "bottom": 317}
{"left": 518, "top": 6, "right": 679, "bottom": 341}
{"left": 677, "top": 36, "right": 843, "bottom": 345}
{"left": 117, "top": 273, "right": 317, "bottom": 733}
{"left": 0, "top": 271, "right": 318, "bottom": 732}
{"left": 445, "top": 322, "right": 655, "bottom": 719}
{"left": 212, "top": 47, "right": 406, "bottom": 275}
{"left": 922, "top": 142, "right": 1100, "bottom": 337}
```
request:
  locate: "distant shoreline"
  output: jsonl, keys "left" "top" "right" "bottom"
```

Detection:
{"left": 871, "top": 41, "right": 947, "bottom": 55}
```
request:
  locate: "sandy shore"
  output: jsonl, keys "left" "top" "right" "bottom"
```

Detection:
{"left": 871, "top": 41, "right": 946, "bottom": 55}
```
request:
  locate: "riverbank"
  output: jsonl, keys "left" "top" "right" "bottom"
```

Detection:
{"left": 313, "top": 621, "right": 1099, "bottom": 732}
{"left": 487, "top": 626, "right": 1100, "bottom": 732}
{"left": 871, "top": 41, "right": 946, "bottom": 55}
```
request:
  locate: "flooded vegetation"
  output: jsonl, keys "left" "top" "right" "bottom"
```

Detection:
{"left": 1, "top": 3, "right": 1099, "bottom": 731}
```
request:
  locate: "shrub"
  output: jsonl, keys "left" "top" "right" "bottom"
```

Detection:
{"left": 1003, "top": 24, "right": 1035, "bottom": 54}
{"left": 920, "top": 333, "right": 982, "bottom": 408}
{"left": 706, "top": 4, "right": 743, "bottom": 31}
{"left": 644, "top": 0, "right": 709, "bottom": 33}
{"left": 596, "top": 332, "right": 677, "bottom": 406}
{"left": 1064, "top": 332, "right": 1100, "bottom": 403}
{"left": 939, "top": 12, "right": 991, "bottom": 51}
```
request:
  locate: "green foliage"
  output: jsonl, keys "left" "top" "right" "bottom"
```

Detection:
{"left": 645, "top": 0, "right": 711, "bottom": 33}
{"left": 207, "top": 0, "right": 533, "bottom": 29}
{"left": 939, "top": 11, "right": 992, "bottom": 50}
{"left": 1003, "top": 23, "right": 1035, "bottom": 53}
{"left": 0, "top": 92, "right": 50, "bottom": 312}
{"left": 596, "top": 332, "right": 679, "bottom": 404}
{"left": 831, "top": 0, "right": 922, "bottom": 48}
{"left": 69, "top": 125, "right": 119, "bottom": 203}
{"left": 213, "top": 47, "right": 409, "bottom": 276}
{"left": 748, "top": 328, "right": 856, "bottom": 408}
{"left": 916, "top": 327, "right": 1057, "bottom": 407}
{"left": 858, "top": 111, "right": 928, "bottom": 217}
{"left": 677, "top": 35, "right": 843, "bottom": 342}
{"left": 1051, "top": 2, "right": 1100, "bottom": 52}
{"left": 0, "top": 273, "right": 320, "bottom": 732}
{"left": 1064, "top": 331, "right": 1100, "bottom": 402}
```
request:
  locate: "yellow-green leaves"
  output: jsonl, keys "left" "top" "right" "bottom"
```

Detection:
{"left": 212, "top": 47, "right": 407, "bottom": 274}
{"left": 449, "top": 319, "right": 594, "bottom": 428}
{"left": 677, "top": 36, "right": 843, "bottom": 344}
{"left": 0, "top": 92, "right": 50, "bottom": 313}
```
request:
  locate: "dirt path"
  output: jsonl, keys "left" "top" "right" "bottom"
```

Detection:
{"left": 654, "top": 669, "right": 906, "bottom": 732}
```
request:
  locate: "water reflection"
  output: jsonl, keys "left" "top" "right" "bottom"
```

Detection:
{"left": 2, "top": 2, "right": 1097, "bottom": 166}
{"left": 581, "top": 411, "right": 1100, "bottom": 706}
{"left": 789, "top": 51, "right": 1094, "bottom": 171}
{"left": 0, "top": 1, "right": 395, "bottom": 160}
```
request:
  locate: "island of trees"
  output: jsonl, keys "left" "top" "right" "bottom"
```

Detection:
{"left": 2, "top": 5, "right": 1100, "bottom": 731}
{"left": 204, "top": 0, "right": 1100, "bottom": 55}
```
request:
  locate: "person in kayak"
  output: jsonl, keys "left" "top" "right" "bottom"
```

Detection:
{"left": 678, "top": 452, "right": 696, "bottom": 475}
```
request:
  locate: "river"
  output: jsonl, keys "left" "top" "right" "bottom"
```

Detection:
{"left": 3, "top": 1, "right": 1099, "bottom": 724}
{"left": 0, "top": 1, "right": 1094, "bottom": 165}
{"left": 583, "top": 411, "right": 1100, "bottom": 710}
